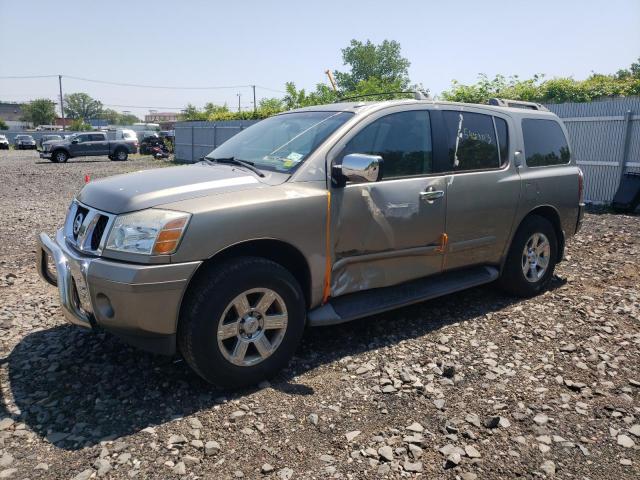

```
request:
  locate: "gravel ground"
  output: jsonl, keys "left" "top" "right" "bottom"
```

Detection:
{"left": 0, "top": 149, "right": 638, "bottom": 480}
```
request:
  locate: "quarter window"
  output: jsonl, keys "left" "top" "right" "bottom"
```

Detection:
{"left": 494, "top": 117, "right": 509, "bottom": 166}
{"left": 522, "top": 119, "right": 570, "bottom": 167}
{"left": 442, "top": 111, "right": 500, "bottom": 171}
{"left": 342, "top": 110, "right": 432, "bottom": 179}
{"left": 90, "top": 134, "right": 105, "bottom": 141}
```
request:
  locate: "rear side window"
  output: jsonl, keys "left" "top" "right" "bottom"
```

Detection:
{"left": 494, "top": 117, "right": 509, "bottom": 165}
{"left": 522, "top": 119, "right": 570, "bottom": 167}
{"left": 343, "top": 110, "right": 433, "bottom": 179}
{"left": 90, "top": 134, "right": 106, "bottom": 141}
{"left": 442, "top": 111, "right": 500, "bottom": 171}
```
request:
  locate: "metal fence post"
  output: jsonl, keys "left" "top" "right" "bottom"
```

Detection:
{"left": 213, "top": 124, "right": 217, "bottom": 149}
{"left": 617, "top": 110, "right": 633, "bottom": 189}
{"left": 191, "top": 124, "right": 195, "bottom": 163}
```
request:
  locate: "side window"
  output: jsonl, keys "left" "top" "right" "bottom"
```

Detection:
{"left": 342, "top": 110, "right": 432, "bottom": 179}
{"left": 90, "top": 133, "right": 106, "bottom": 141}
{"left": 442, "top": 111, "right": 500, "bottom": 171}
{"left": 76, "top": 135, "right": 89, "bottom": 143}
{"left": 494, "top": 117, "right": 509, "bottom": 166}
{"left": 522, "top": 119, "right": 570, "bottom": 167}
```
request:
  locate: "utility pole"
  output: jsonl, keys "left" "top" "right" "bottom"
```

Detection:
{"left": 252, "top": 85, "right": 256, "bottom": 113}
{"left": 58, "top": 75, "right": 65, "bottom": 131}
{"left": 237, "top": 93, "right": 241, "bottom": 113}
{"left": 325, "top": 69, "right": 338, "bottom": 92}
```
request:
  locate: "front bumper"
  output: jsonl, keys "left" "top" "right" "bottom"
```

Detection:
{"left": 39, "top": 151, "right": 52, "bottom": 158}
{"left": 37, "top": 229, "right": 201, "bottom": 354}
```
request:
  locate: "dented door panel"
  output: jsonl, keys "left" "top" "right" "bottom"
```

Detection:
{"left": 331, "top": 176, "right": 446, "bottom": 296}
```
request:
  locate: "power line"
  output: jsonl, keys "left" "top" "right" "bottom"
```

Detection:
{"left": 0, "top": 74, "right": 287, "bottom": 93}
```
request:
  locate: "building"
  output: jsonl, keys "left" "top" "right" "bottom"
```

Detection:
{"left": 144, "top": 111, "right": 179, "bottom": 129}
{"left": 0, "top": 101, "right": 29, "bottom": 130}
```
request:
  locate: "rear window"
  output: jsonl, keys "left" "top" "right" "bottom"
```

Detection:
{"left": 522, "top": 119, "right": 570, "bottom": 167}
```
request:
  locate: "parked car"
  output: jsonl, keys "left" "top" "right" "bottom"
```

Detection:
{"left": 37, "top": 97, "right": 584, "bottom": 388}
{"left": 39, "top": 131, "right": 138, "bottom": 163}
{"left": 0, "top": 135, "right": 8, "bottom": 150}
{"left": 14, "top": 134, "right": 36, "bottom": 150}
{"left": 139, "top": 133, "right": 161, "bottom": 155}
{"left": 38, "top": 134, "right": 63, "bottom": 150}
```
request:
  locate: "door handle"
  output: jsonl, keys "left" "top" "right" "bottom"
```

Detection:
{"left": 419, "top": 188, "right": 444, "bottom": 202}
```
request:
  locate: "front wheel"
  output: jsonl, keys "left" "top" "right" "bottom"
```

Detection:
{"left": 52, "top": 150, "right": 68, "bottom": 163}
{"left": 178, "top": 257, "right": 306, "bottom": 388}
{"left": 499, "top": 215, "right": 557, "bottom": 297}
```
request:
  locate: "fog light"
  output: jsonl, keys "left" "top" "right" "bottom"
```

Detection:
{"left": 95, "top": 293, "right": 114, "bottom": 319}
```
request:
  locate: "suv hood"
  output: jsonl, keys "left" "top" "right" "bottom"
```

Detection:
{"left": 77, "top": 163, "right": 285, "bottom": 214}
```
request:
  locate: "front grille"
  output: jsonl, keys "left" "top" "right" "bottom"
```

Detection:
{"left": 64, "top": 201, "right": 115, "bottom": 255}
{"left": 91, "top": 215, "right": 109, "bottom": 250}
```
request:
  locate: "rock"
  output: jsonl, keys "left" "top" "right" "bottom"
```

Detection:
{"left": 382, "top": 385, "right": 397, "bottom": 393}
{"left": 0, "top": 419, "right": 14, "bottom": 431}
{"left": 460, "top": 473, "right": 478, "bottom": 480}
{"left": 168, "top": 434, "right": 188, "bottom": 446}
{"left": 345, "top": 430, "right": 361, "bottom": 442}
{"left": 406, "top": 422, "right": 424, "bottom": 433}
{"left": 465, "top": 445, "right": 481, "bottom": 458}
{"left": 533, "top": 413, "right": 549, "bottom": 426}
{"left": 205, "top": 440, "right": 221, "bottom": 455}
{"left": 277, "top": 467, "right": 294, "bottom": 480}
{"left": 173, "top": 461, "right": 186, "bottom": 475}
{"left": 94, "top": 458, "right": 111, "bottom": 477}
{"left": 404, "top": 461, "right": 423, "bottom": 472}
{"left": 434, "top": 399, "right": 446, "bottom": 410}
{"left": 617, "top": 434, "right": 635, "bottom": 448}
{"left": 230, "top": 410, "right": 246, "bottom": 421}
{"left": 188, "top": 417, "right": 203, "bottom": 429}
{"left": 0, "top": 455, "right": 12, "bottom": 468}
{"left": 485, "top": 416, "right": 500, "bottom": 428}
{"left": 319, "top": 454, "right": 335, "bottom": 463}
{"left": 307, "top": 413, "right": 319, "bottom": 425}
{"left": 34, "top": 463, "right": 48, "bottom": 471}
{"left": 117, "top": 453, "right": 131, "bottom": 464}
{"left": 444, "top": 452, "right": 462, "bottom": 469}
{"left": 620, "top": 458, "right": 632, "bottom": 466}
{"left": 72, "top": 469, "right": 93, "bottom": 480}
{"left": 377, "top": 463, "right": 391, "bottom": 475}
{"left": 183, "top": 455, "right": 200, "bottom": 466}
{"left": 378, "top": 445, "right": 394, "bottom": 462}
{"left": 261, "top": 463, "right": 274, "bottom": 474}
{"left": 559, "top": 343, "right": 577, "bottom": 352}
{"left": 465, "top": 413, "right": 482, "bottom": 428}
{"left": 408, "top": 443, "right": 423, "bottom": 458}
{"left": 628, "top": 424, "right": 640, "bottom": 438}
{"left": 540, "top": 460, "right": 556, "bottom": 476}
{"left": 0, "top": 470, "right": 16, "bottom": 479}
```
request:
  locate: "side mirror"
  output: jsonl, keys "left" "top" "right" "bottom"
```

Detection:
{"left": 335, "top": 153, "right": 383, "bottom": 185}
{"left": 71, "top": 139, "right": 79, "bottom": 144}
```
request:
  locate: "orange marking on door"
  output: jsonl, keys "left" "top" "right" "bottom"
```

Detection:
{"left": 322, "top": 191, "right": 332, "bottom": 304}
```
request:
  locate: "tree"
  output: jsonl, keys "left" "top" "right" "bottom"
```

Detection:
{"left": 21, "top": 98, "right": 57, "bottom": 126}
{"left": 64, "top": 93, "right": 103, "bottom": 121}
{"left": 68, "top": 119, "right": 92, "bottom": 131}
{"left": 333, "top": 39, "right": 411, "bottom": 93}
{"left": 0, "top": 117, "right": 8, "bottom": 130}
{"left": 441, "top": 58, "right": 640, "bottom": 104}
{"left": 100, "top": 108, "right": 140, "bottom": 125}
{"left": 282, "top": 82, "right": 337, "bottom": 109}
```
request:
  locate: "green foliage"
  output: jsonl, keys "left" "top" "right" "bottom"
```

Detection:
{"left": 101, "top": 108, "right": 141, "bottom": 125}
{"left": 64, "top": 93, "right": 103, "bottom": 121}
{"left": 68, "top": 119, "right": 92, "bottom": 131}
{"left": 441, "top": 58, "right": 640, "bottom": 104}
{"left": 333, "top": 39, "right": 411, "bottom": 93}
{"left": 21, "top": 98, "right": 57, "bottom": 126}
{"left": 0, "top": 117, "right": 8, "bottom": 130}
{"left": 282, "top": 82, "right": 338, "bottom": 109}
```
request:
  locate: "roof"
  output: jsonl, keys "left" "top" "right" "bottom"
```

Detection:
{"left": 287, "top": 99, "right": 558, "bottom": 119}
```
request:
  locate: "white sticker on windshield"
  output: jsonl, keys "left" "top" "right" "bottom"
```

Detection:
{"left": 286, "top": 152, "right": 303, "bottom": 162}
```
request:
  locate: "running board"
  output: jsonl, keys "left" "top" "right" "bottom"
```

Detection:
{"left": 308, "top": 266, "right": 499, "bottom": 327}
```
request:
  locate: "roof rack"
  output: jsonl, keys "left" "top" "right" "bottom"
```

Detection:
{"left": 488, "top": 98, "right": 549, "bottom": 111}
{"left": 338, "top": 90, "right": 431, "bottom": 102}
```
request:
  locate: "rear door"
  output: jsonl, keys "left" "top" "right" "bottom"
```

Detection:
{"left": 434, "top": 108, "right": 521, "bottom": 270}
{"left": 330, "top": 107, "right": 447, "bottom": 296}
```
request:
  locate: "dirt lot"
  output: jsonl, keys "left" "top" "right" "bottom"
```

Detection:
{"left": 0, "top": 149, "right": 638, "bottom": 479}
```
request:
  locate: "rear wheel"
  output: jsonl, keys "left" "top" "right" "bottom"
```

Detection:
{"left": 499, "top": 215, "right": 557, "bottom": 297}
{"left": 53, "top": 150, "right": 68, "bottom": 163}
{"left": 178, "top": 257, "right": 306, "bottom": 388}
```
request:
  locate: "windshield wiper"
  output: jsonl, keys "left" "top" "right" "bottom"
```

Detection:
{"left": 203, "top": 156, "right": 265, "bottom": 177}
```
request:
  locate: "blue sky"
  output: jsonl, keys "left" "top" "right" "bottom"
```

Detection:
{"left": 1, "top": 0, "right": 638, "bottom": 118}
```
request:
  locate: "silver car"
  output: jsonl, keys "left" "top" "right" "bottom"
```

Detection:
{"left": 37, "top": 97, "right": 584, "bottom": 388}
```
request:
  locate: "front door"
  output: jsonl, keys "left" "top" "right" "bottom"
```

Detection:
{"left": 330, "top": 108, "right": 447, "bottom": 297}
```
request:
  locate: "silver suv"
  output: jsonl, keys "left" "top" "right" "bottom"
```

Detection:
{"left": 37, "top": 97, "right": 585, "bottom": 388}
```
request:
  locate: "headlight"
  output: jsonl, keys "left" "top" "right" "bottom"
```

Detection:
{"left": 105, "top": 209, "right": 191, "bottom": 255}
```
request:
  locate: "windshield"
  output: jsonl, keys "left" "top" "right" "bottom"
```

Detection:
{"left": 206, "top": 111, "right": 353, "bottom": 173}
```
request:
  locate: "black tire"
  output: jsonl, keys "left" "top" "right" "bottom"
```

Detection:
{"left": 178, "top": 257, "right": 306, "bottom": 388}
{"left": 499, "top": 215, "right": 557, "bottom": 297}
{"left": 52, "top": 150, "right": 68, "bottom": 163}
{"left": 112, "top": 148, "right": 128, "bottom": 161}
